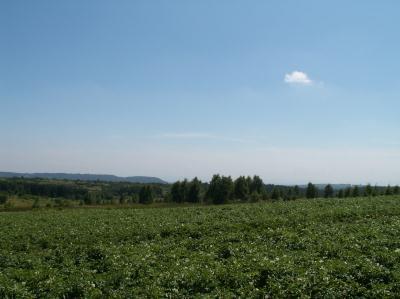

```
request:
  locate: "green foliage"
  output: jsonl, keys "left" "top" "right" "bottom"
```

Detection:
{"left": 187, "top": 177, "right": 201, "bottom": 203}
{"left": 130, "top": 194, "right": 139, "bottom": 204}
{"left": 232, "top": 175, "right": 264, "bottom": 201}
{"left": 233, "top": 176, "right": 249, "bottom": 201}
{"left": 0, "top": 194, "right": 7, "bottom": 205}
{"left": 284, "top": 187, "right": 293, "bottom": 201}
{"left": 394, "top": 185, "right": 400, "bottom": 195}
{"left": 0, "top": 178, "right": 165, "bottom": 204}
{"left": 205, "top": 175, "right": 234, "bottom": 204}
{"left": 306, "top": 182, "right": 318, "bottom": 199}
{"left": 139, "top": 186, "right": 153, "bottom": 204}
{"left": 386, "top": 185, "right": 393, "bottom": 196}
{"left": 249, "top": 191, "right": 262, "bottom": 202}
{"left": 250, "top": 175, "right": 263, "bottom": 194}
{"left": 293, "top": 185, "right": 301, "bottom": 199}
{"left": 169, "top": 182, "right": 178, "bottom": 202}
{"left": 170, "top": 181, "right": 185, "bottom": 203}
{"left": 83, "top": 192, "right": 94, "bottom": 205}
{"left": 344, "top": 187, "right": 352, "bottom": 198}
{"left": 0, "top": 177, "right": 396, "bottom": 210}
{"left": 364, "top": 184, "right": 373, "bottom": 197}
{"left": 170, "top": 178, "right": 202, "bottom": 203}
{"left": 352, "top": 186, "right": 360, "bottom": 197}
{"left": 3, "top": 201, "right": 14, "bottom": 210}
{"left": 373, "top": 185, "right": 380, "bottom": 196}
{"left": 32, "top": 198, "right": 40, "bottom": 209}
{"left": 324, "top": 184, "right": 334, "bottom": 198}
{"left": 1, "top": 196, "right": 400, "bottom": 297}
{"left": 270, "top": 187, "right": 281, "bottom": 200}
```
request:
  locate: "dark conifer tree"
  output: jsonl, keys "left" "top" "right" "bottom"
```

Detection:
{"left": 306, "top": 183, "right": 318, "bottom": 199}
{"left": 364, "top": 184, "right": 373, "bottom": 197}
{"left": 324, "top": 184, "right": 334, "bottom": 198}
{"left": 352, "top": 186, "right": 360, "bottom": 197}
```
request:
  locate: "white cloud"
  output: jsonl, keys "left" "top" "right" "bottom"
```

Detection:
{"left": 284, "top": 71, "right": 313, "bottom": 85}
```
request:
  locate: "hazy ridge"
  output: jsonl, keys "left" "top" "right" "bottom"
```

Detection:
{"left": 0, "top": 172, "right": 167, "bottom": 184}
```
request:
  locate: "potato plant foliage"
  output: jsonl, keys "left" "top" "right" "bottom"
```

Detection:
{"left": 1, "top": 196, "right": 400, "bottom": 298}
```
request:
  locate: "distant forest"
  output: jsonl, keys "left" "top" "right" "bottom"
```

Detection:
{"left": 0, "top": 176, "right": 398, "bottom": 207}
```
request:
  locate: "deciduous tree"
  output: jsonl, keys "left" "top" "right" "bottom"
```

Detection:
{"left": 234, "top": 176, "right": 249, "bottom": 201}
{"left": 187, "top": 177, "right": 201, "bottom": 203}
{"left": 206, "top": 175, "right": 233, "bottom": 204}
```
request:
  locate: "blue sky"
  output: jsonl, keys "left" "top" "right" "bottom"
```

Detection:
{"left": 1, "top": 0, "right": 400, "bottom": 184}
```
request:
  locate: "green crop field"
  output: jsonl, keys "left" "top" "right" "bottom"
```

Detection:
{"left": 1, "top": 196, "right": 400, "bottom": 298}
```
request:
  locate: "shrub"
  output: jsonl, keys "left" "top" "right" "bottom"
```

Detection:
{"left": 249, "top": 191, "right": 262, "bottom": 202}
{"left": 32, "top": 199, "right": 40, "bottom": 209}
{"left": 0, "top": 194, "right": 8, "bottom": 205}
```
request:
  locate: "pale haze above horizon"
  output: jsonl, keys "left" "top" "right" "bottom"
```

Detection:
{"left": 1, "top": 1, "right": 400, "bottom": 185}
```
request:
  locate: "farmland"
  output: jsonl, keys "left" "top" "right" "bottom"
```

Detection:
{"left": 1, "top": 196, "right": 400, "bottom": 298}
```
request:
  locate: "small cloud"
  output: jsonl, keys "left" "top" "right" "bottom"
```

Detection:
{"left": 284, "top": 71, "right": 313, "bottom": 85}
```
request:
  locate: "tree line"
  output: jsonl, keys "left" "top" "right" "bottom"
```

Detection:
{"left": 0, "top": 178, "right": 165, "bottom": 205}
{"left": 166, "top": 177, "right": 400, "bottom": 205}
{"left": 0, "top": 177, "right": 399, "bottom": 206}
{"left": 166, "top": 175, "right": 266, "bottom": 204}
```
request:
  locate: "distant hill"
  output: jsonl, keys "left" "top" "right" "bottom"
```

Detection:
{"left": 0, "top": 172, "right": 168, "bottom": 184}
